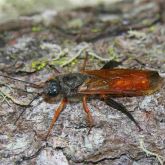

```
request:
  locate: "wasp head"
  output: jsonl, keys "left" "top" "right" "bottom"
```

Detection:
{"left": 43, "top": 79, "right": 61, "bottom": 97}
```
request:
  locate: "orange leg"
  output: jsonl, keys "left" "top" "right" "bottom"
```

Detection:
{"left": 45, "top": 98, "right": 67, "bottom": 139}
{"left": 82, "top": 96, "right": 93, "bottom": 134}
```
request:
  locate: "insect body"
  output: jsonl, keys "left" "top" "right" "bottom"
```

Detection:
{"left": 43, "top": 67, "right": 163, "bottom": 139}
{"left": 0, "top": 61, "right": 163, "bottom": 139}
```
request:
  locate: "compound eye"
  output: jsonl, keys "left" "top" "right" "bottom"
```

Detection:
{"left": 44, "top": 80, "right": 60, "bottom": 97}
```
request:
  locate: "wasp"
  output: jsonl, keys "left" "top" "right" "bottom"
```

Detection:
{"left": 0, "top": 61, "right": 163, "bottom": 139}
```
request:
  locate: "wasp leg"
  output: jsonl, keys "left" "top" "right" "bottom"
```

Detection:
{"left": 101, "top": 60, "right": 122, "bottom": 69}
{"left": 80, "top": 51, "right": 88, "bottom": 71}
{"left": 82, "top": 96, "right": 94, "bottom": 134}
{"left": 45, "top": 98, "right": 67, "bottom": 139}
{"left": 103, "top": 97, "right": 142, "bottom": 131}
{"left": 101, "top": 57, "right": 129, "bottom": 69}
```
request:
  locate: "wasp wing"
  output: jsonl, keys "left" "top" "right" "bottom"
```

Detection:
{"left": 79, "top": 69, "right": 163, "bottom": 96}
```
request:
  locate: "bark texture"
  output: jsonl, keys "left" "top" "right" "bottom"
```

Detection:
{"left": 0, "top": 1, "right": 165, "bottom": 165}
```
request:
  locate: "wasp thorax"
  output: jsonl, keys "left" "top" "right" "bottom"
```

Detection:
{"left": 44, "top": 79, "right": 61, "bottom": 97}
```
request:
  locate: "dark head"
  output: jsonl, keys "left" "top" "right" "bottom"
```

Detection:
{"left": 43, "top": 79, "right": 61, "bottom": 97}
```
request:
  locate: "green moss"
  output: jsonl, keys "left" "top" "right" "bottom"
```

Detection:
{"left": 142, "top": 19, "right": 151, "bottom": 26}
{"left": 91, "top": 28, "right": 101, "bottom": 33}
{"left": 67, "top": 18, "right": 83, "bottom": 29}
{"left": 127, "top": 30, "right": 146, "bottom": 39}
{"left": 71, "top": 59, "right": 77, "bottom": 66}
{"left": 31, "top": 60, "right": 47, "bottom": 71}
{"left": 32, "top": 26, "right": 42, "bottom": 32}
{"left": 148, "top": 26, "right": 156, "bottom": 33}
{"left": 107, "top": 46, "right": 118, "bottom": 60}
{"left": 50, "top": 57, "right": 68, "bottom": 66}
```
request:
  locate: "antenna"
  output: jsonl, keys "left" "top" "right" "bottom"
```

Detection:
{"left": 0, "top": 74, "right": 44, "bottom": 123}
{"left": 14, "top": 93, "right": 42, "bottom": 124}
{"left": 0, "top": 74, "right": 41, "bottom": 88}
